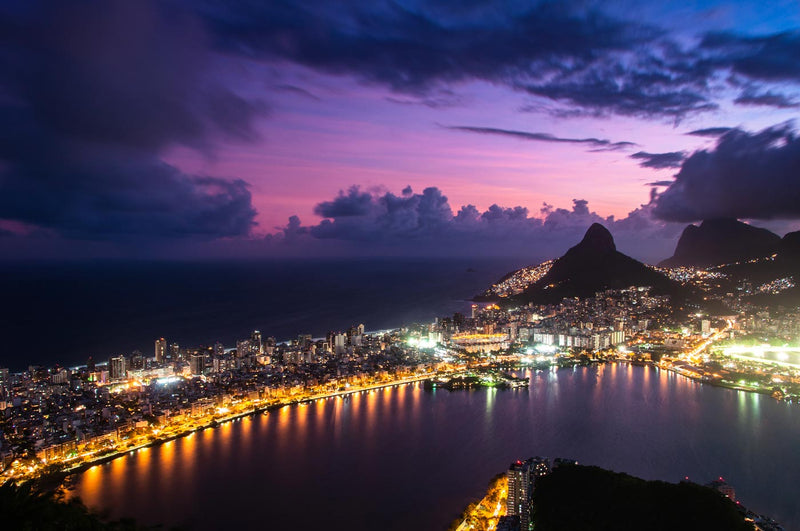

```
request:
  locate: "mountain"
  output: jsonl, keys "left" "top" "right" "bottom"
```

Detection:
{"left": 514, "top": 223, "right": 676, "bottom": 304}
{"left": 779, "top": 230, "right": 800, "bottom": 263}
{"left": 659, "top": 219, "right": 781, "bottom": 268}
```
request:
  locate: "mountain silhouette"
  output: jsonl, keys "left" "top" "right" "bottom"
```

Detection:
{"left": 516, "top": 223, "right": 676, "bottom": 304}
{"left": 659, "top": 219, "right": 781, "bottom": 268}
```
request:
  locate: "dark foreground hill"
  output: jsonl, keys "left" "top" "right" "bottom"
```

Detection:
{"left": 532, "top": 465, "right": 753, "bottom": 531}
{"left": 659, "top": 219, "right": 781, "bottom": 268}
{"left": 515, "top": 223, "right": 677, "bottom": 304}
{"left": 0, "top": 482, "right": 153, "bottom": 530}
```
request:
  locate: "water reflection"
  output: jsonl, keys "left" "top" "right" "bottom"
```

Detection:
{"left": 71, "top": 367, "right": 800, "bottom": 531}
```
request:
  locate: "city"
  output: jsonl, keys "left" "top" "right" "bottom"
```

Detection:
{"left": 2, "top": 262, "right": 798, "bottom": 501}
{"left": 2, "top": 1, "right": 800, "bottom": 529}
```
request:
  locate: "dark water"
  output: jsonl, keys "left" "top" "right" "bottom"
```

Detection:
{"left": 71, "top": 365, "right": 800, "bottom": 530}
{"left": 0, "top": 258, "right": 526, "bottom": 370}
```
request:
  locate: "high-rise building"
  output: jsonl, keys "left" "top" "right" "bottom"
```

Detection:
{"left": 109, "top": 355, "right": 127, "bottom": 380}
{"left": 130, "top": 351, "right": 145, "bottom": 370}
{"left": 251, "top": 330, "right": 263, "bottom": 355}
{"left": 507, "top": 460, "right": 532, "bottom": 530}
{"left": 507, "top": 457, "right": 552, "bottom": 531}
{"left": 236, "top": 339, "right": 251, "bottom": 358}
{"left": 334, "top": 333, "right": 347, "bottom": 355}
{"left": 169, "top": 342, "right": 180, "bottom": 360}
{"left": 155, "top": 338, "right": 166, "bottom": 363}
{"left": 0, "top": 367, "right": 9, "bottom": 398}
{"left": 190, "top": 353, "right": 205, "bottom": 376}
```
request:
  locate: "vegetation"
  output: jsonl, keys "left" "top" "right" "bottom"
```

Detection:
{"left": 532, "top": 465, "right": 753, "bottom": 531}
{"left": 447, "top": 472, "right": 507, "bottom": 531}
{"left": 0, "top": 482, "right": 156, "bottom": 531}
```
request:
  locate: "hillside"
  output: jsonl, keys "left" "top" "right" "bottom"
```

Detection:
{"left": 659, "top": 219, "right": 781, "bottom": 268}
{"left": 514, "top": 224, "right": 677, "bottom": 304}
{"left": 532, "top": 465, "right": 754, "bottom": 531}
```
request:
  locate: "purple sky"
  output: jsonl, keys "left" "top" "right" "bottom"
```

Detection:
{"left": 1, "top": 0, "right": 800, "bottom": 262}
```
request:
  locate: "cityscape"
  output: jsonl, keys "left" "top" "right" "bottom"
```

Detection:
{"left": 2, "top": 0, "right": 800, "bottom": 530}
{"left": 2, "top": 222, "right": 799, "bottom": 529}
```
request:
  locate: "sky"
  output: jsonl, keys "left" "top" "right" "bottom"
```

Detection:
{"left": 1, "top": 0, "right": 800, "bottom": 263}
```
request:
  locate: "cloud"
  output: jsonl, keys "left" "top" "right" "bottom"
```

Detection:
{"left": 653, "top": 122, "right": 800, "bottom": 221}
{"left": 444, "top": 125, "right": 635, "bottom": 151}
{"left": 187, "top": 2, "right": 800, "bottom": 121}
{"left": 518, "top": 67, "right": 717, "bottom": 120}
{"left": 686, "top": 127, "right": 734, "bottom": 137}
{"left": 0, "top": 0, "right": 261, "bottom": 239}
{"left": 270, "top": 186, "right": 683, "bottom": 263}
{"left": 700, "top": 30, "right": 800, "bottom": 83}
{"left": 273, "top": 84, "right": 321, "bottom": 101}
{"left": 630, "top": 151, "right": 687, "bottom": 169}
{"left": 646, "top": 180, "right": 675, "bottom": 187}
{"left": 313, "top": 187, "right": 374, "bottom": 218}
{"left": 733, "top": 89, "right": 799, "bottom": 108}
{"left": 188, "top": 1, "right": 735, "bottom": 120}
{"left": 385, "top": 91, "right": 465, "bottom": 108}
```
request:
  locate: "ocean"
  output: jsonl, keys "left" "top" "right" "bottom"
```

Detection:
{"left": 0, "top": 257, "right": 530, "bottom": 371}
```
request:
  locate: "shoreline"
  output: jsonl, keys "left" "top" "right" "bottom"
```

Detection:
{"left": 52, "top": 373, "right": 440, "bottom": 490}
{"left": 42, "top": 358, "right": 785, "bottom": 491}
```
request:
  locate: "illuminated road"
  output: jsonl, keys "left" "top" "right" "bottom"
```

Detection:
{"left": 2, "top": 370, "right": 463, "bottom": 485}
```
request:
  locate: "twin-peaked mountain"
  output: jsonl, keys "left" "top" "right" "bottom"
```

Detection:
{"left": 513, "top": 223, "right": 677, "bottom": 304}
{"left": 657, "top": 219, "right": 799, "bottom": 303}
{"left": 659, "top": 218, "right": 782, "bottom": 268}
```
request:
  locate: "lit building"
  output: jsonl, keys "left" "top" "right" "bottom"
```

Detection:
{"left": 155, "top": 338, "right": 166, "bottom": 363}
{"left": 507, "top": 460, "right": 532, "bottom": 530}
{"left": 334, "top": 333, "right": 347, "bottom": 355}
{"left": 0, "top": 367, "right": 9, "bottom": 397}
{"left": 130, "top": 351, "right": 145, "bottom": 370}
{"left": 190, "top": 353, "right": 205, "bottom": 376}
{"left": 109, "top": 355, "right": 127, "bottom": 380}
{"left": 449, "top": 332, "right": 509, "bottom": 353}
{"left": 706, "top": 478, "right": 736, "bottom": 501}
{"left": 530, "top": 456, "right": 551, "bottom": 479}
{"left": 251, "top": 330, "right": 263, "bottom": 355}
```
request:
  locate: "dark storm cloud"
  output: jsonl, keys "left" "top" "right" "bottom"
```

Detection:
{"left": 193, "top": 1, "right": 649, "bottom": 90}
{"left": 186, "top": 0, "right": 731, "bottom": 120}
{"left": 0, "top": 0, "right": 261, "bottom": 239}
{"left": 686, "top": 127, "right": 733, "bottom": 137}
{"left": 630, "top": 151, "right": 686, "bottom": 169}
{"left": 734, "top": 89, "right": 799, "bottom": 109}
{"left": 700, "top": 30, "right": 800, "bottom": 83}
{"left": 653, "top": 123, "right": 800, "bottom": 222}
{"left": 518, "top": 61, "right": 718, "bottom": 120}
{"left": 184, "top": 1, "right": 800, "bottom": 121}
{"left": 444, "top": 126, "right": 635, "bottom": 151}
{"left": 271, "top": 186, "right": 683, "bottom": 263}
